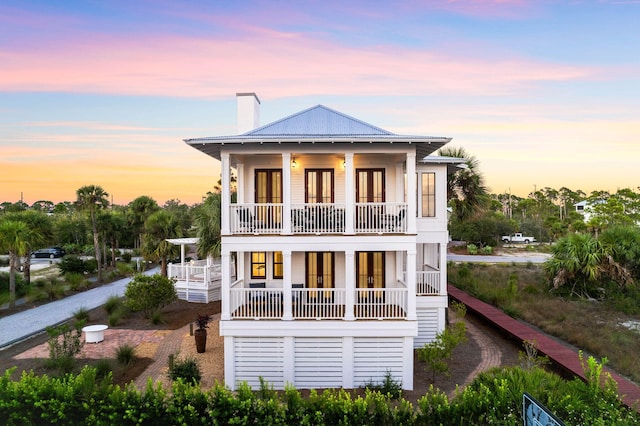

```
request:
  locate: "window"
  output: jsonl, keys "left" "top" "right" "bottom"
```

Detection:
{"left": 273, "top": 251, "right": 283, "bottom": 279}
{"left": 421, "top": 172, "right": 436, "bottom": 217}
{"left": 251, "top": 252, "right": 266, "bottom": 279}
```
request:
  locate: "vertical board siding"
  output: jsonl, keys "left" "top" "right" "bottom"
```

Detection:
{"left": 294, "top": 337, "right": 344, "bottom": 388}
{"left": 353, "top": 337, "right": 404, "bottom": 387}
{"left": 415, "top": 308, "right": 438, "bottom": 348}
{"left": 234, "top": 337, "right": 285, "bottom": 389}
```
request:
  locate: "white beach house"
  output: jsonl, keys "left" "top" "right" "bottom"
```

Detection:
{"left": 182, "top": 93, "right": 461, "bottom": 390}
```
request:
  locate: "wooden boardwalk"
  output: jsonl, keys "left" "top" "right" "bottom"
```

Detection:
{"left": 449, "top": 285, "right": 640, "bottom": 410}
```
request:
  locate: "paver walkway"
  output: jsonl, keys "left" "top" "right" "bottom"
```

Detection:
{"left": 449, "top": 284, "right": 640, "bottom": 410}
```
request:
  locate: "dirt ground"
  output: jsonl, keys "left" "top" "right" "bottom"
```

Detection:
{"left": 0, "top": 298, "right": 522, "bottom": 402}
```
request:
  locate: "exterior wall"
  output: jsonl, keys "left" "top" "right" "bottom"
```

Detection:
{"left": 219, "top": 146, "right": 448, "bottom": 391}
{"left": 221, "top": 320, "right": 417, "bottom": 390}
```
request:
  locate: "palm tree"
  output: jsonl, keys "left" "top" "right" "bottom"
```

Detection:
{"left": 76, "top": 185, "right": 109, "bottom": 282}
{"left": 437, "top": 146, "right": 489, "bottom": 221}
{"left": 4, "top": 210, "right": 53, "bottom": 284}
{"left": 193, "top": 192, "right": 222, "bottom": 259}
{"left": 127, "top": 196, "right": 160, "bottom": 249}
{"left": 545, "top": 233, "right": 633, "bottom": 298}
{"left": 0, "top": 219, "right": 43, "bottom": 307}
{"left": 141, "top": 210, "right": 182, "bottom": 276}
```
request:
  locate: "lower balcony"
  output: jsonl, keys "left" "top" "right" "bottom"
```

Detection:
{"left": 229, "top": 284, "right": 409, "bottom": 320}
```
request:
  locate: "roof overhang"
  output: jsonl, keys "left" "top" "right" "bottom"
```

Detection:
{"left": 184, "top": 136, "right": 453, "bottom": 162}
{"left": 166, "top": 237, "right": 199, "bottom": 245}
{"left": 419, "top": 155, "right": 468, "bottom": 174}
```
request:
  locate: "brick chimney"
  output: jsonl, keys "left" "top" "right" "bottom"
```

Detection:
{"left": 236, "top": 92, "right": 260, "bottom": 134}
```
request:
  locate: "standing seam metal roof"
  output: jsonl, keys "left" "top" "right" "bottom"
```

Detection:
{"left": 242, "top": 105, "right": 395, "bottom": 136}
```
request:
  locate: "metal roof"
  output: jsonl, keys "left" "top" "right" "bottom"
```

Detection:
{"left": 184, "top": 104, "right": 452, "bottom": 160}
{"left": 245, "top": 105, "right": 394, "bottom": 136}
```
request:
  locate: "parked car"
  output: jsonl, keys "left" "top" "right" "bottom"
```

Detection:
{"left": 31, "top": 247, "right": 65, "bottom": 259}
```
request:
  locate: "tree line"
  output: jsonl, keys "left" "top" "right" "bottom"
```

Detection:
{"left": 0, "top": 185, "right": 222, "bottom": 308}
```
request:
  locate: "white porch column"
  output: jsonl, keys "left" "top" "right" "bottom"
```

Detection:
{"left": 224, "top": 336, "right": 235, "bottom": 390}
{"left": 402, "top": 337, "right": 414, "bottom": 390}
{"left": 344, "top": 153, "right": 355, "bottom": 235}
{"left": 406, "top": 152, "right": 416, "bottom": 234}
{"left": 283, "top": 250, "right": 293, "bottom": 321}
{"left": 221, "top": 250, "right": 231, "bottom": 320}
{"left": 236, "top": 162, "right": 245, "bottom": 203}
{"left": 221, "top": 152, "right": 231, "bottom": 235}
{"left": 282, "top": 153, "right": 292, "bottom": 235}
{"left": 406, "top": 248, "right": 417, "bottom": 321}
{"left": 344, "top": 250, "right": 355, "bottom": 321}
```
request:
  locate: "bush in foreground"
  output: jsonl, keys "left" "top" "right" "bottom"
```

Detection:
{"left": 1, "top": 353, "right": 638, "bottom": 425}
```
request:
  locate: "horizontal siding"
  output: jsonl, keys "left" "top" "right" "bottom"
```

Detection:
{"left": 234, "top": 337, "right": 284, "bottom": 388}
{"left": 294, "top": 337, "right": 343, "bottom": 388}
{"left": 353, "top": 337, "right": 404, "bottom": 387}
{"left": 415, "top": 308, "right": 439, "bottom": 348}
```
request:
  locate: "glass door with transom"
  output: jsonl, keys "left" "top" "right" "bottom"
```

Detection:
{"left": 255, "top": 169, "right": 282, "bottom": 227}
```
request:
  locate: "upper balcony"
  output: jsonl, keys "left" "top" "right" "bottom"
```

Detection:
{"left": 229, "top": 202, "right": 407, "bottom": 235}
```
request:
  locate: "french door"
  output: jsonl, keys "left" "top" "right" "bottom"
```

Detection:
{"left": 356, "top": 169, "right": 385, "bottom": 228}
{"left": 356, "top": 252, "right": 385, "bottom": 300}
{"left": 305, "top": 252, "right": 334, "bottom": 299}
{"left": 255, "top": 169, "right": 282, "bottom": 225}
{"left": 305, "top": 169, "right": 334, "bottom": 203}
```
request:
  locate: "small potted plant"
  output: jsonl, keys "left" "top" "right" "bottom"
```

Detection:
{"left": 193, "top": 313, "right": 212, "bottom": 353}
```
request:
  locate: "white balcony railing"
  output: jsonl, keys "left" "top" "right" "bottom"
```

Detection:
{"left": 355, "top": 202, "right": 407, "bottom": 233}
{"left": 228, "top": 286, "right": 409, "bottom": 320}
{"left": 229, "top": 202, "right": 407, "bottom": 235}
{"left": 354, "top": 288, "right": 407, "bottom": 319}
{"left": 291, "top": 204, "right": 345, "bottom": 234}
{"left": 168, "top": 260, "right": 214, "bottom": 284}
{"left": 230, "top": 204, "right": 283, "bottom": 234}
{"left": 292, "top": 288, "right": 346, "bottom": 319}
{"left": 416, "top": 271, "right": 441, "bottom": 295}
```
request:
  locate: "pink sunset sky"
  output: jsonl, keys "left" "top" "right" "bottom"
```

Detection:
{"left": 1, "top": 0, "right": 639, "bottom": 206}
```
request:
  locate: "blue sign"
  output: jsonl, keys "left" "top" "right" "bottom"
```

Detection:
{"left": 523, "top": 392, "right": 565, "bottom": 426}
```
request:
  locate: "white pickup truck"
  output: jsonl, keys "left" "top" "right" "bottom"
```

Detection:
{"left": 501, "top": 233, "right": 535, "bottom": 244}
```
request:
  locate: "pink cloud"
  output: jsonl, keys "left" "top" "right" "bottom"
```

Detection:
{"left": 0, "top": 28, "right": 594, "bottom": 99}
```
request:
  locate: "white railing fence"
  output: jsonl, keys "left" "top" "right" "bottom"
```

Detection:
{"left": 354, "top": 202, "right": 407, "bottom": 233}
{"left": 291, "top": 204, "right": 345, "bottom": 234}
{"left": 416, "top": 271, "right": 441, "bottom": 295}
{"left": 230, "top": 204, "right": 283, "bottom": 234}
{"left": 292, "top": 288, "right": 346, "bottom": 319}
{"left": 354, "top": 288, "right": 407, "bottom": 319}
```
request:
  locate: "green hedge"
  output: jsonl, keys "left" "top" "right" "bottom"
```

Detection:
{"left": 1, "top": 364, "right": 638, "bottom": 425}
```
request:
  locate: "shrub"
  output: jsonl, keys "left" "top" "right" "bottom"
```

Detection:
{"left": 116, "top": 262, "right": 134, "bottom": 276}
{"left": 29, "top": 278, "right": 65, "bottom": 301}
{"left": 125, "top": 273, "right": 177, "bottom": 318}
{"left": 72, "top": 307, "right": 90, "bottom": 322}
{"left": 93, "top": 359, "right": 113, "bottom": 380}
{"left": 103, "top": 295, "right": 122, "bottom": 315}
{"left": 64, "top": 272, "right": 88, "bottom": 291}
{"left": 466, "top": 244, "right": 478, "bottom": 255}
{"left": 58, "top": 255, "right": 87, "bottom": 274}
{"left": 44, "top": 322, "right": 85, "bottom": 375}
{"left": 108, "top": 310, "right": 123, "bottom": 327}
{"left": 362, "top": 370, "right": 402, "bottom": 399}
{"left": 151, "top": 309, "right": 165, "bottom": 325}
{"left": 0, "top": 272, "right": 28, "bottom": 298}
{"left": 121, "top": 252, "right": 132, "bottom": 263}
{"left": 116, "top": 344, "right": 136, "bottom": 367}
{"left": 417, "top": 306, "right": 467, "bottom": 383}
{"left": 479, "top": 245, "right": 493, "bottom": 255}
{"left": 168, "top": 355, "right": 202, "bottom": 384}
